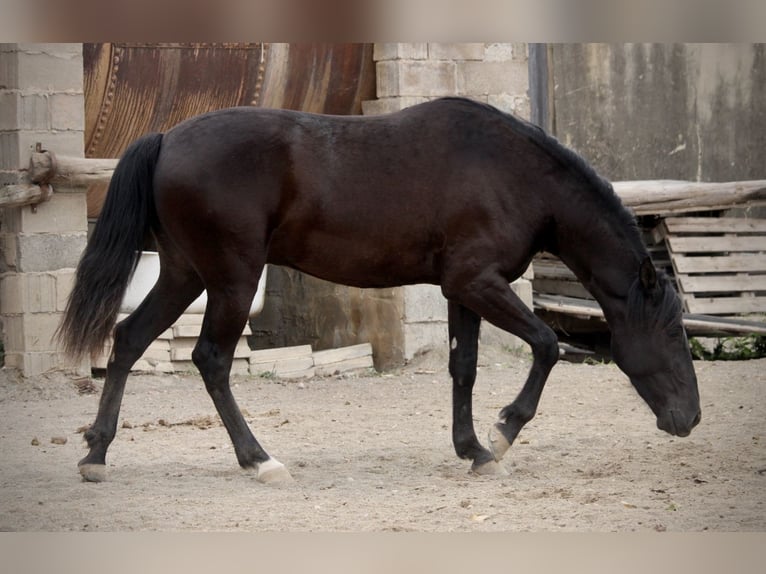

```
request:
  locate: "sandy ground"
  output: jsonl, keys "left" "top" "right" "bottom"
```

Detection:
{"left": 0, "top": 346, "right": 764, "bottom": 532}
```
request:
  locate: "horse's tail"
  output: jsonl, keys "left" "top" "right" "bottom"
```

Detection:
{"left": 56, "top": 132, "right": 163, "bottom": 362}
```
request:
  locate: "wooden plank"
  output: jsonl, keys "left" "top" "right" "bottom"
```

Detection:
{"left": 685, "top": 295, "right": 766, "bottom": 315}
{"left": 312, "top": 343, "right": 372, "bottom": 366}
{"left": 533, "top": 294, "right": 605, "bottom": 318}
{"left": 672, "top": 253, "right": 766, "bottom": 274}
{"left": 664, "top": 217, "right": 766, "bottom": 234}
{"left": 666, "top": 235, "right": 766, "bottom": 253}
{"left": 314, "top": 355, "right": 374, "bottom": 377}
{"left": 174, "top": 359, "right": 250, "bottom": 376}
{"left": 250, "top": 356, "right": 316, "bottom": 379}
{"left": 170, "top": 341, "right": 251, "bottom": 361}
{"left": 532, "top": 259, "right": 578, "bottom": 281}
{"left": 677, "top": 274, "right": 766, "bottom": 294}
{"left": 249, "top": 345, "right": 313, "bottom": 363}
{"left": 532, "top": 278, "right": 592, "bottom": 300}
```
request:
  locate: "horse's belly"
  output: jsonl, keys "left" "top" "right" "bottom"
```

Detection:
{"left": 267, "top": 230, "right": 441, "bottom": 288}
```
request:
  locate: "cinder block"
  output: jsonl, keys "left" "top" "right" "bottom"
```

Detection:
{"left": 377, "top": 60, "right": 457, "bottom": 98}
{"left": 361, "top": 96, "right": 430, "bottom": 116}
{"left": 3, "top": 351, "right": 59, "bottom": 375}
{"left": 0, "top": 271, "right": 57, "bottom": 314}
{"left": 428, "top": 43, "right": 485, "bottom": 61}
{"left": 488, "top": 94, "right": 530, "bottom": 119}
{"left": 484, "top": 43, "right": 516, "bottom": 62}
{"left": 3, "top": 192, "right": 88, "bottom": 234}
{"left": 50, "top": 93, "right": 84, "bottom": 131}
{"left": 15, "top": 232, "right": 86, "bottom": 272}
{"left": 1, "top": 232, "right": 17, "bottom": 270}
{"left": 374, "top": 43, "right": 428, "bottom": 61}
{"left": 0, "top": 50, "right": 20, "bottom": 90}
{"left": 15, "top": 50, "right": 84, "bottom": 92}
{"left": 0, "top": 91, "right": 21, "bottom": 131}
{"left": 2, "top": 314, "right": 24, "bottom": 351}
{"left": 511, "top": 277, "right": 533, "bottom": 309}
{"left": 457, "top": 60, "right": 528, "bottom": 97}
{"left": 403, "top": 322, "right": 449, "bottom": 360}
{"left": 55, "top": 268, "right": 75, "bottom": 311}
{"left": 479, "top": 321, "right": 524, "bottom": 350}
{"left": 0, "top": 272, "right": 24, "bottom": 313}
{"left": 403, "top": 284, "right": 447, "bottom": 323}
{"left": 2, "top": 311, "right": 61, "bottom": 352}
{"left": 14, "top": 130, "right": 85, "bottom": 166}
{"left": 16, "top": 44, "right": 82, "bottom": 57}
{"left": 0, "top": 132, "right": 24, "bottom": 168}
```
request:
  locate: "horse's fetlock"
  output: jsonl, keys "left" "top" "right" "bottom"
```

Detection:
{"left": 500, "top": 404, "right": 535, "bottom": 425}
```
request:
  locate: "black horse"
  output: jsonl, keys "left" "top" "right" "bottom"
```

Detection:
{"left": 58, "top": 97, "right": 701, "bottom": 483}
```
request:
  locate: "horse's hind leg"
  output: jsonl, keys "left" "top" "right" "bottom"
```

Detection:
{"left": 79, "top": 264, "right": 204, "bottom": 482}
{"left": 192, "top": 270, "right": 292, "bottom": 484}
{"left": 448, "top": 301, "right": 507, "bottom": 476}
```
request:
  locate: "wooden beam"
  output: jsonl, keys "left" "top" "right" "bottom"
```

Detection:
{"left": 613, "top": 180, "right": 766, "bottom": 215}
{"left": 534, "top": 293, "right": 766, "bottom": 335}
{"left": 29, "top": 151, "right": 119, "bottom": 187}
{"left": 0, "top": 182, "right": 52, "bottom": 209}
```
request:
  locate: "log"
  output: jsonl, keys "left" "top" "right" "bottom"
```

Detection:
{"left": 613, "top": 180, "right": 766, "bottom": 215}
{"left": 534, "top": 293, "right": 766, "bottom": 335}
{"left": 29, "top": 151, "right": 119, "bottom": 188}
{"left": 0, "top": 182, "right": 52, "bottom": 208}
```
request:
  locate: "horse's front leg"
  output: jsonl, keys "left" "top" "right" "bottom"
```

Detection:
{"left": 447, "top": 301, "right": 507, "bottom": 475}
{"left": 451, "top": 273, "right": 560, "bottom": 464}
{"left": 485, "top": 310, "right": 559, "bottom": 462}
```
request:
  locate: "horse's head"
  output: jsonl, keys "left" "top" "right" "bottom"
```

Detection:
{"left": 610, "top": 257, "right": 701, "bottom": 437}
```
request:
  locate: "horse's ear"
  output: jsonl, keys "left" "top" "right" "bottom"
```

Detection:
{"left": 639, "top": 257, "right": 657, "bottom": 291}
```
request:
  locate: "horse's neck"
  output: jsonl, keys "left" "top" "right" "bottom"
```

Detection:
{"left": 554, "top": 212, "right": 645, "bottom": 325}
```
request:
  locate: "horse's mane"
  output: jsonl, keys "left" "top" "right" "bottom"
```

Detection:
{"left": 435, "top": 97, "right": 641, "bottom": 244}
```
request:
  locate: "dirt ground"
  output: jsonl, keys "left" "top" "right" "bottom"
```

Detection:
{"left": 0, "top": 346, "right": 764, "bottom": 532}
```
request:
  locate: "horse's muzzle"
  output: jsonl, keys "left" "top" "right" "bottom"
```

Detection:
{"left": 657, "top": 408, "right": 701, "bottom": 437}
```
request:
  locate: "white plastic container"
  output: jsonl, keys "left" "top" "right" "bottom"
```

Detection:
{"left": 120, "top": 251, "right": 268, "bottom": 316}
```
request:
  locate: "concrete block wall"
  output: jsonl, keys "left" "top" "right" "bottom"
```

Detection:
{"left": 0, "top": 43, "right": 88, "bottom": 375}
{"left": 363, "top": 43, "right": 534, "bottom": 359}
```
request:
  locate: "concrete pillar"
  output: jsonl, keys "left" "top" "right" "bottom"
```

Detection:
{"left": 0, "top": 43, "right": 89, "bottom": 375}
{"left": 363, "top": 43, "right": 534, "bottom": 359}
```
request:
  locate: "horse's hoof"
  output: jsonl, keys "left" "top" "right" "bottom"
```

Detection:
{"left": 471, "top": 459, "right": 509, "bottom": 476}
{"left": 488, "top": 423, "right": 511, "bottom": 462}
{"left": 79, "top": 463, "right": 106, "bottom": 482}
{"left": 255, "top": 458, "right": 294, "bottom": 484}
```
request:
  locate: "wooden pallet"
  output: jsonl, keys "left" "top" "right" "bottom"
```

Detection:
{"left": 532, "top": 253, "right": 592, "bottom": 300}
{"left": 658, "top": 217, "right": 766, "bottom": 316}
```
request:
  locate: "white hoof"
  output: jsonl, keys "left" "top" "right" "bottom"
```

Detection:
{"left": 79, "top": 463, "right": 106, "bottom": 482}
{"left": 255, "top": 458, "right": 294, "bottom": 484}
{"left": 488, "top": 423, "right": 511, "bottom": 462}
{"left": 471, "top": 459, "right": 509, "bottom": 476}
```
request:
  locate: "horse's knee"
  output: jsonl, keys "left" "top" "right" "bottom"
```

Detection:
{"left": 449, "top": 349, "right": 478, "bottom": 386}
{"left": 532, "top": 326, "right": 559, "bottom": 368}
{"left": 192, "top": 339, "right": 230, "bottom": 388}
